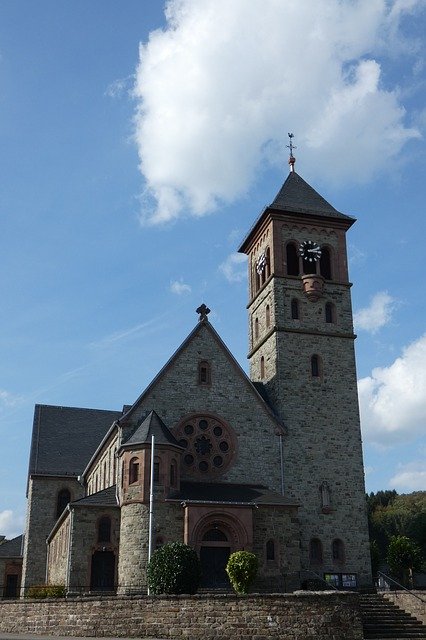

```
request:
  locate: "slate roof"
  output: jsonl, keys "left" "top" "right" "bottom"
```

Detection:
{"left": 238, "top": 170, "right": 355, "bottom": 253}
{"left": 71, "top": 485, "right": 118, "bottom": 507}
{"left": 28, "top": 405, "right": 121, "bottom": 480}
{"left": 168, "top": 481, "right": 298, "bottom": 507}
{"left": 0, "top": 535, "right": 23, "bottom": 558}
{"left": 269, "top": 171, "right": 354, "bottom": 220}
{"left": 122, "top": 410, "right": 181, "bottom": 449}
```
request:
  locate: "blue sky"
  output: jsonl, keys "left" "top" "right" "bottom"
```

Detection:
{"left": 0, "top": 0, "right": 425, "bottom": 538}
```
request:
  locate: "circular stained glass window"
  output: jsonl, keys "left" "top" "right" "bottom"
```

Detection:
{"left": 174, "top": 414, "right": 235, "bottom": 478}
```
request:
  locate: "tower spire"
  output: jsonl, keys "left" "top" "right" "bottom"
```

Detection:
{"left": 286, "top": 132, "right": 296, "bottom": 172}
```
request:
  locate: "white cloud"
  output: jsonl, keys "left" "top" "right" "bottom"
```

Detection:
{"left": 105, "top": 76, "right": 132, "bottom": 98}
{"left": 219, "top": 253, "right": 247, "bottom": 283}
{"left": 0, "top": 390, "right": 23, "bottom": 410}
{"left": 354, "top": 291, "right": 397, "bottom": 334}
{"left": 0, "top": 510, "right": 24, "bottom": 539}
{"left": 133, "top": 0, "right": 423, "bottom": 224}
{"left": 170, "top": 279, "right": 192, "bottom": 294}
{"left": 389, "top": 461, "right": 426, "bottom": 491}
{"left": 358, "top": 333, "right": 426, "bottom": 444}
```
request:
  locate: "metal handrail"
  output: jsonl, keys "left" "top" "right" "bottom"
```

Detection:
{"left": 377, "top": 571, "right": 426, "bottom": 604}
{"left": 302, "top": 569, "right": 339, "bottom": 591}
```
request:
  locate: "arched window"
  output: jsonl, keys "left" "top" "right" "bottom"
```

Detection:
{"left": 198, "top": 360, "right": 211, "bottom": 385}
{"left": 320, "top": 247, "right": 332, "bottom": 279}
{"left": 286, "top": 242, "right": 299, "bottom": 276}
{"left": 332, "top": 539, "right": 345, "bottom": 563}
{"left": 170, "top": 460, "right": 177, "bottom": 487}
{"left": 266, "top": 539, "right": 275, "bottom": 561}
{"left": 255, "top": 317, "right": 259, "bottom": 339}
{"left": 311, "top": 354, "right": 320, "bottom": 378}
{"left": 266, "top": 305, "right": 270, "bottom": 328}
{"left": 260, "top": 356, "right": 265, "bottom": 380}
{"left": 309, "top": 538, "right": 323, "bottom": 564}
{"left": 98, "top": 516, "right": 111, "bottom": 543}
{"left": 265, "top": 247, "right": 271, "bottom": 279}
{"left": 153, "top": 457, "right": 160, "bottom": 483}
{"left": 291, "top": 298, "right": 299, "bottom": 320}
{"left": 56, "top": 489, "right": 71, "bottom": 519}
{"left": 325, "top": 302, "right": 335, "bottom": 324}
{"left": 129, "top": 457, "right": 139, "bottom": 484}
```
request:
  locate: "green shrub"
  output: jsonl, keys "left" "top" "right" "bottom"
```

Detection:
{"left": 26, "top": 585, "right": 66, "bottom": 598}
{"left": 226, "top": 550, "right": 258, "bottom": 594}
{"left": 147, "top": 542, "right": 201, "bottom": 595}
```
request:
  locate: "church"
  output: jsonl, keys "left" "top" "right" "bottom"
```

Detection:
{"left": 15, "top": 156, "right": 372, "bottom": 596}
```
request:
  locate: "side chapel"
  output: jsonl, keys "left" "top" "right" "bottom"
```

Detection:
{"left": 17, "top": 155, "right": 372, "bottom": 595}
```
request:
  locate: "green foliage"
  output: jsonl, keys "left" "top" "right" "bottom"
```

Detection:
{"left": 367, "top": 490, "right": 426, "bottom": 567}
{"left": 26, "top": 585, "right": 65, "bottom": 598}
{"left": 370, "top": 540, "right": 381, "bottom": 577}
{"left": 226, "top": 550, "right": 258, "bottom": 594}
{"left": 386, "top": 535, "right": 423, "bottom": 587}
{"left": 147, "top": 542, "right": 201, "bottom": 595}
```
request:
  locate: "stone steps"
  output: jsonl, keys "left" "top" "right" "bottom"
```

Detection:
{"left": 360, "top": 594, "right": 426, "bottom": 639}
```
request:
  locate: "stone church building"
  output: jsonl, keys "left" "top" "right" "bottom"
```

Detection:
{"left": 15, "top": 161, "right": 372, "bottom": 596}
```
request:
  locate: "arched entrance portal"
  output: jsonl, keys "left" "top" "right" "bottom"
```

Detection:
{"left": 199, "top": 527, "right": 231, "bottom": 588}
{"left": 90, "top": 550, "right": 115, "bottom": 591}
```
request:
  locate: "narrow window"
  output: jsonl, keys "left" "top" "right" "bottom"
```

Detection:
{"left": 303, "top": 254, "right": 317, "bottom": 275}
{"left": 260, "top": 356, "right": 265, "bottom": 379}
{"left": 325, "top": 302, "right": 334, "bottom": 324}
{"left": 332, "top": 539, "right": 345, "bottom": 563}
{"left": 266, "top": 539, "right": 275, "bottom": 561}
{"left": 198, "top": 360, "right": 211, "bottom": 385}
{"left": 129, "top": 457, "right": 139, "bottom": 484}
{"left": 98, "top": 516, "right": 111, "bottom": 543}
{"left": 309, "top": 538, "right": 323, "bottom": 564}
{"left": 286, "top": 242, "right": 299, "bottom": 276}
{"left": 320, "top": 247, "right": 332, "bottom": 279}
{"left": 265, "top": 247, "right": 271, "bottom": 279}
{"left": 311, "top": 355, "right": 320, "bottom": 378}
{"left": 255, "top": 317, "right": 259, "bottom": 339}
{"left": 153, "top": 458, "right": 160, "bottom": 483}
{"left": 291, "top": 298, "right": 299, "bottom": 320}
{"left": 56, "top": 489, "right": 71, "bottom": 519}
{"left": 170, "top": 460, "right": 177, "bottom": 487}
{"left": 266, "top": 304, "right": 271, "bottom": 328}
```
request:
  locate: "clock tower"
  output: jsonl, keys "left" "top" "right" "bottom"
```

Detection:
{"left": 238, "top": 154, "right": 372, "bottom": 586}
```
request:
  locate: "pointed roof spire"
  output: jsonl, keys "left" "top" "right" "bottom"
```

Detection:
{"left": 122, "top": 410, "right": 181, "bottom": 448}
{"left": 286, "top": 132, "right": 296, "bottom": 172}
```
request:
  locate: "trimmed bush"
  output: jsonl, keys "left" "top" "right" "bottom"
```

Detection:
{"left": 226, "top": 551, "right": 258, "bottom": 594}
{"left": 26, "top": 585, "right": 66, "bottom": 598}
{"left": 147, "top": 542, "right": 201, "bottom": 595}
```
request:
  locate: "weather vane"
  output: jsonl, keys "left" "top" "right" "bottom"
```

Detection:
{"left": 286, "top": 132, "right": 296, "bottom": 172}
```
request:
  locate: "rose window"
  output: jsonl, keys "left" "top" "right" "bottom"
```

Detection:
{"left": 174, "top": 414, "right": 235, "bottom": 477}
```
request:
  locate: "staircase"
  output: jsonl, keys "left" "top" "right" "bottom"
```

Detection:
{"left": 360, "top": 593, "right": 426, "bottom": 639}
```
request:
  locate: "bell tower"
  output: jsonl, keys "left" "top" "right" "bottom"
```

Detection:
{"left": 238, "top": 144, "right": 372, "bottom": 586}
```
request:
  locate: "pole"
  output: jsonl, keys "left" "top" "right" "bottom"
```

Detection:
{"left": 148, "top": 434, "right": 155, "bottom": 594}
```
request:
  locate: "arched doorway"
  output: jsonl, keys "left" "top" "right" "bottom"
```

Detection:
{"left": 199, "top": 527, "right": 231, "bottom": 588}
{"left": 90, "top": 550, "right": 115, "bottom": 591}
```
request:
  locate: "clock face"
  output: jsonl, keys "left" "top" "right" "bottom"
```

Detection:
{"left": 299, "top": 240, "right": 322, "bottom": 262}
{"left": 256, "top": 252, "right": 267, "bottom": 274}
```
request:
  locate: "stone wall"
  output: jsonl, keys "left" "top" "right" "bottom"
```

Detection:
{"left": 0, "top": 591, "right": 363, "bottom": 639}
{"left": 383, "top": 591, "right": 426, "bottom": 624}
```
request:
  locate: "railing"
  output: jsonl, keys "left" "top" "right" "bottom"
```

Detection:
{"left": 376, "top": 571, "right": 426, "bottom": 604}
{"left": 300, "top": 570, "right": 339, "bottom": 591}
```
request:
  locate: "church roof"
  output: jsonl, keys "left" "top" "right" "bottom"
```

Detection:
{"left": 169, "top": 481, "right": 298, "bottom": 507}
{"left": 238, "top": 170, "right": 355, "bottom": 253}
{"left": 269, "top": 171, "right": 354, "bottom": 220}
{"left": 71, "top": 485, "right": 118, "bottom": 507}
{"left": 28, "top": 405, "right": 121, "bottom": 484}
{"left": 121, "top": 410, "right": 181, "bottom": 449}
{"left": 0, "top": 534, "right": 23, "bottom": 558}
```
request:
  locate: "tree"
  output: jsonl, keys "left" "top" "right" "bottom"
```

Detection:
{"left": 386, "top": 535, "right": 423, "bottom": 588}
{"left": 226, "top": 551, "right": 258, "bottom": 594}
{"left": 147, "top": 542, "right": 201, "bottom": 595}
